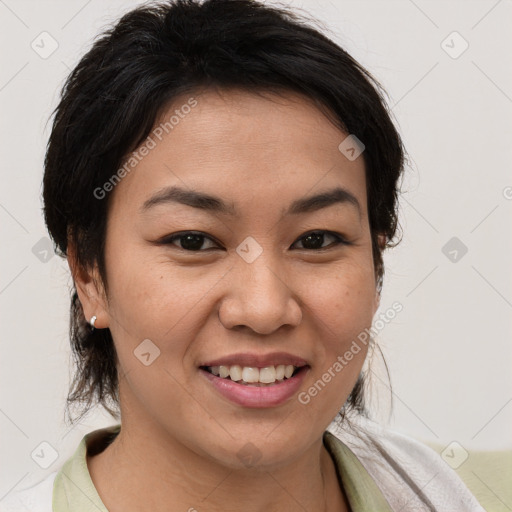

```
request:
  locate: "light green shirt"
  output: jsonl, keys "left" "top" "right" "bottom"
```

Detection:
{"left": 52, "top": 424, "right": 393, "bottom": 511}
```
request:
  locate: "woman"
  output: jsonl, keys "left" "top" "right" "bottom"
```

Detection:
{"left": 2, "top": 0, "right": 484, "bottom": 510}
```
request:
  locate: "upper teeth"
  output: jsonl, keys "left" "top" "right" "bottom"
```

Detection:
{"left": 208, "top": 364, "right": 297, "bottom": 384}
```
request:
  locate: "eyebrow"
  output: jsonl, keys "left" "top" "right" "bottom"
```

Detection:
{"left": 141, "top": 185, "right": 361, "bottom": 219}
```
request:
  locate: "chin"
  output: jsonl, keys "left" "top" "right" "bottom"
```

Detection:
{"left": 198, "top": 430, "right": 311, "bottom": 472}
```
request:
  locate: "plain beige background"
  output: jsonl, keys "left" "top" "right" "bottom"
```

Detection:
{"left": 1, "top": 0, "right": 511, "bottom": 497}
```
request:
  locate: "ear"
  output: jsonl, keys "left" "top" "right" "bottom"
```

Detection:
{"left": 372, "top": 234, "right": 387, "bottom": 315}
{"left": 377, "top": 233, "right": 387, "bottom": 252}
{"left": 67, "top": 241, "right": 109, "bottom": 329}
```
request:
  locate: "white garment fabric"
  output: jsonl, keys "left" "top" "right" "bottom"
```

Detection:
{"left": 328, "top": 416, "right": 485, "bottom": 511}
{"left": 1, "top": 417, "right": 485, "bottom": 512}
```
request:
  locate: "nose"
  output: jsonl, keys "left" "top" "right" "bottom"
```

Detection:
{"left": 218, "top": 254, "right": 303, "bottom": 335}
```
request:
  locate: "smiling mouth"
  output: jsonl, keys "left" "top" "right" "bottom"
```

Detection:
{"left": 200, "top": 364, "right": 305, "bottom": 386}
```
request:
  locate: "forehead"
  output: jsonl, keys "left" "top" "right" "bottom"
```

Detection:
{"left": 108, "top": 88, "right": 368, "bottom": 219}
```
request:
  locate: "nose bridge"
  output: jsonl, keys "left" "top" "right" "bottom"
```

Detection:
{"left": 240, "top": 253, "right": 286, "bottom": 302}
{"left": 219, "top": 242, "right": 302, "bottom": 333}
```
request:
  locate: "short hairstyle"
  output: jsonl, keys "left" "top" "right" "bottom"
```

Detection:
{"left": 43, "top": 0, "right": 406, "bottom": 424}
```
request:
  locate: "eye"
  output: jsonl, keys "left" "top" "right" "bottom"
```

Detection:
{"left": 292, "top": 230, "right": 350, "bottom": 250}
{"left": 160, "top": 231, "right": 221, "bottom": 252}
{"left": 158, "top": 229, "right": 350, "bottom": 252}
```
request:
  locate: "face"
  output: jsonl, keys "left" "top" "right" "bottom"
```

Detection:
{"left": 76, "top": 88, "right": 380, "bottom": 469}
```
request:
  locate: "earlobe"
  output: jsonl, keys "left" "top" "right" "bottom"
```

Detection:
{"left": 377, "top": 234, "right": 386, "bottom": 251}
{"left": 67, "top": 242, "right": 109, "bottom": 329}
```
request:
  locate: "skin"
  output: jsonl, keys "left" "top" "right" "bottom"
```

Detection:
{"left": 70, "top": 88, "right": 382, "bottom": 512}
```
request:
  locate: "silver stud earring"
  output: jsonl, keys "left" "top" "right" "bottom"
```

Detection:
{"left": 90, "top": 315, "right": 97, "bottom": 329}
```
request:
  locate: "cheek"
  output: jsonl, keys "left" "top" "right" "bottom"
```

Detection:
{"left": 106, "top": 250, "right": 221, "bottom": 337}
{"left": 298, "top": 263, "right": 375, "bottom": 402}
{"left": 305, "top": 260, "right": 377, "bottom": 335}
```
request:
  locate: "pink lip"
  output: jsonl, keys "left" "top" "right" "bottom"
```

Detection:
{"left": 200, "top": 366, "right": 310, "bottom": 408}
{"left": 200, "top": 352, "right": 308, "bottom": 368}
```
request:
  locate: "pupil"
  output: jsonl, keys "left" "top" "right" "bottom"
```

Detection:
{"left": 182, "top": 234, "right": 204, "bottom": 251}
{"left": 303, "top": 232, "right": 323, "bottom": 249}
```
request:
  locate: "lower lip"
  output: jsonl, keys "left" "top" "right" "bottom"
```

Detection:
{"left": 200, "top": 367, "right": 310, "bottom": 408}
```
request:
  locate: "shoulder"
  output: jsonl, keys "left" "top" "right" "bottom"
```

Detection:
{"left": 327, "top": 416, "right": 485, "bottom": 512}
{"left": 0, "top": 472, "right": 56, "bottom": 512}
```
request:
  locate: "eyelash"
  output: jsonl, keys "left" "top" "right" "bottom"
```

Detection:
{"left": 159, "top": 230, "right": 351, "bottom": 252}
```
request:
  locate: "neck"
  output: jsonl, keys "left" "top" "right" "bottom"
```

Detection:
{"left": 87, "top": 418, "right": 350, "bottom": 512}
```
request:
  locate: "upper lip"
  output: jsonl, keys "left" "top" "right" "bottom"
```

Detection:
{"left": 200, "top": 352, "right": 309, "bottom": 368}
